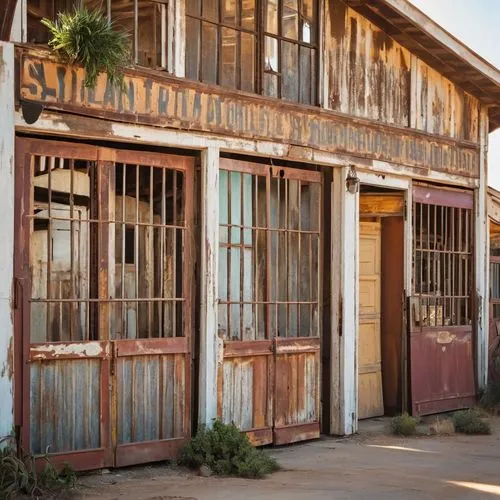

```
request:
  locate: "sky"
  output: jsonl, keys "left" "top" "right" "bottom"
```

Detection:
{"left": 408, "top": 0, "right": 500, "bottom": 189}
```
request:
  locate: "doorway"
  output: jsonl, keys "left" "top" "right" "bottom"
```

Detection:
{"left": 358, "top": 188, "right": 405, "bottom": 419}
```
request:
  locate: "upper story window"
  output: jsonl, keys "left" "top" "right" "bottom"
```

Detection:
{"left": 27, "top": 0, "right": 168, "bottom": 69}
{"left": 185, "top": 0, "right": 318, "bottom": 105}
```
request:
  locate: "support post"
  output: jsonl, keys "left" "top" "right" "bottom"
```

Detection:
{"left": 0, "top": 42, "right": 15, "bottom": 439}
{"left": 198, "top": 146, "right": 219, "bottom": 426}
{"left": 330, "top": 166, "right": 358, "bottom": 435}
{"left": 476, "top": 105, "right": 489, "bottom": 391}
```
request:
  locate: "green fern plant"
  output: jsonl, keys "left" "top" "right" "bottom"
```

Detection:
{"left": 41, "top": 6, "right": 130, "bottom": 89}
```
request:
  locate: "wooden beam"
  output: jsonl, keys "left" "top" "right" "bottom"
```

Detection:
{"left": 198, "top": 146, "right": 220, "bottom": 426}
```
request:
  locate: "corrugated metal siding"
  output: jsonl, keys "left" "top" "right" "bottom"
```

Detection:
{"left": 30, "top": 359, "right": 100, "bottom": 454}
{"left": 117, "top": 354, "right": 185, "bottom": 444}
{"left": 325, "top": 2, "right": 411, "bottom": 127}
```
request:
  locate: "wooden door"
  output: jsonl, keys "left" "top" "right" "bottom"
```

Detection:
{"left": 358, "top": 221, "right": 384, "bottom": 419}
{"left": 218, "top": 159, "right": 321, "bottom": 445}
{"left": 15, "top": 138, "right": 194, "bottom": 470}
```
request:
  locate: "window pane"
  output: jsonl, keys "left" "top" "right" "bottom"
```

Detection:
{"left": 299, "top": 45, "right": 312, "bottom": 104}
{"left": 137, "top": 1, "right": 162, "bottom": 68}
{"left": 186, "top": 0, "right": 201, "bottom": 16}
{"left": 185, "top": 17, "right": 201, "bottom": 80}
{"left": 265, "top": 0, "right": 279, "bottom": 34}
{"left": 283, "top": 3, "right": 299, "bottom": 39}
{"left": 202, "top": 0, "right": 219, "bottom": 22}
{"left": 240, "top": 33, "right": 255, "bottom": 92}
{"left": 263, "top": 74, "right": 279, "bottom": 98}
{"left": 264, "top": 36, "right": 279, "bottom": 72}
{"left": 201, "top": 22, "right": 218, "bottom": 84}
{"left": 221, "top": 0, "right": 237, "bottom": 26}
{"left": 221, "top": 27, "right": 238, "bottom": 88}
{"left": 241, "top": 0, "right": 256, "bottom": 30}
{"left": 281, "top": 41, "right": 299, "bottom": 101}
{"left": 301, "top": 0, "right": 314, "bottom": 20}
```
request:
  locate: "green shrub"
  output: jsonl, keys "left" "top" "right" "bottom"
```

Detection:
{"left": 179, "top": 420, "right": 279, "bottom": 479}
{"left": 452, "top": 409, "right": 492, "bottom": 435}
{"left": 42, "top": 6, "right": 130, "bottom": 89}
{"left": 389, "top": 413, "right": 419, "bottom": 436}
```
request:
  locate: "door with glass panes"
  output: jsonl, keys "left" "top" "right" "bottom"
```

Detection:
{"left": 218, "top": 158, "right": 321, "bottom": 445}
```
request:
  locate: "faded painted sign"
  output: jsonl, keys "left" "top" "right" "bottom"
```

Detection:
{"left": 19, "top": 50, "right": 479, "bottom": 177}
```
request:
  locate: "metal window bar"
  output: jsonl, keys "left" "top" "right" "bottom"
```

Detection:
{"left": 218, "top": 162, "right": 321, "bottom": 341}
{"left": 412, "top": 200, "right": 472, "bottom": 328}
{"left": 29, "top": 152, "right": 188, "bottom": 343}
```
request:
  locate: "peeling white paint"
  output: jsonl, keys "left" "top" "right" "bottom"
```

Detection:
{"left": 0, "top": 42, "right": 15, "bottom": 440}
{"left": 31, "top": 342, "right": 104, "bottom": 358}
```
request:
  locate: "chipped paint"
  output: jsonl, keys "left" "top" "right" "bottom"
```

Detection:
{"left": 31, "top": 342, "right": 105, "bottom": 359}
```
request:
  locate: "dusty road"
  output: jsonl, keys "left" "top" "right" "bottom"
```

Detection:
{"left": 76, "top": 418, "right": 500, "bottom": 499}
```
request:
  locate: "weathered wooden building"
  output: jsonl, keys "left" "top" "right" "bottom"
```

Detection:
{"left": 1, "top": 0, "right": 500, "bottom": 471}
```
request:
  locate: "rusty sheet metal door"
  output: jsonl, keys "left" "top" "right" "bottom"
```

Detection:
{"left": 110, "top": 149, "right": 195, "bottom": 467}
{"left": 15, "top": 138, "right": 194, "bottom": 470}
{"left": 409, "top": 185, "right": 476, "bottom": 415}
{"left": 15, "top": 138, "right": 111, "bottom": 470}
{"left": 218, "top": 159, "right": 321, "bottom": 446}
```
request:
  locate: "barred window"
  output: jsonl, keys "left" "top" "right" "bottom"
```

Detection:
{"left": 412, "top": 196, "right": 473, "bottom": 328}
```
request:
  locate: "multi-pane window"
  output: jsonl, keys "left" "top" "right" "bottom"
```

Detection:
{"left": 185, "top": 0, "right": 257, "bottom": 92}
{"left": 218, "top": 159, "right": 321, "bottom": 341}
{"left": 185, "top": 0, "right": 318, "bottom": 104}
{"left": 27, "top": 0, "right": 168, "bottom": 69}
{"left": 412, "top": 200, "right": 473, "bottom": 328}
{"left": 263, "top": 0, "right": 317, "bottom": 103}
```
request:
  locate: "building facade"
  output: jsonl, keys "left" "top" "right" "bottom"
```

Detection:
{"left": 1, "top": 0, "right": 500, "bottom": 471}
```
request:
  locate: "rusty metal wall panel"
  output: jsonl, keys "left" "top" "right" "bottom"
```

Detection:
{"left": 414, "top": 59, "right": 479, "bottom": 142}
{"left": 410, "top": 327, "right": 476, "bottom": 415}
{"left": 325, "top": 3, "right": 411, "bottom": 127}
{"left": 30, "top": 359, "right": 100, "bottom": 454}
{"left": 117, "top": 354, "right": 186, "bottom": 444}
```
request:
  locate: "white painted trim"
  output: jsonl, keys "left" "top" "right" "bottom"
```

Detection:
{"left": 0, "top": 42, "right": 15, "bottom": 439}
{"left": 172, "top": 0, "right": 185, "bottom": 78}
{"left": 10, "top": 0, "right": 26, "bottom": 43}
{"left": 198, "top": 146, "right": 220, "bottom": 426}
{"left": 476, "top": 106, "right": 489, "bottom": 390}
{"left": 331, "top": 167, "right": 358, "bottom": 435}
{"left": 15, "top": 111, "right": 479, "bottom": 189}
{"left": 357, "top": 170, "right": 409, "bottom": 191}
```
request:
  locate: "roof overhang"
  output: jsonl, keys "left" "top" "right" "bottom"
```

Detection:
{"left": 345, "top": 0, "right": 500, "bottom": 132}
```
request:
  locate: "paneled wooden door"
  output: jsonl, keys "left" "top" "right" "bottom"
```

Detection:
{"left": 218, "top": 159, "right": 321, "bottom": 446}
{"left": 15, "top": 138, "right": 194, "bottom": 470}
{"left": 358, "top": 221, "right": 384, "bottom": 419}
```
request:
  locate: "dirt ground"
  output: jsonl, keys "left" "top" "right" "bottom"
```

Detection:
{"left": 73, "top": 417, "right": 500, "bottom": 500}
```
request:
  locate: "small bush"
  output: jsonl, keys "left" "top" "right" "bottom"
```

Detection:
{"left": 0, "top": 436, "right": 76, "bottom": 498}
{"left": 389, "top": 413, "right": 419, "bottom": 436}
{"left": 179, "top": 420, "right": 279, "bottom": 479}
{"left": 452, "top": 409, "right": 492, "bottom": 435}
{"left": 42, "top": 7, "right": 130, "bottom": 89}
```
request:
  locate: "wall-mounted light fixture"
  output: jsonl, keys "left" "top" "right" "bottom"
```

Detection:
{"left": 346, "top": 165, "right": 360, "bottom": 194}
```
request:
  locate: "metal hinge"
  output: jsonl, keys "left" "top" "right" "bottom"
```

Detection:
{"left": 404, "top": 199, "right": 408, "bottom": 221}
{"left": 338, "top": 296, "right": 343, "bottom": 336}
{"left": 13, "top": 277, "right": 22, "bottom": 310}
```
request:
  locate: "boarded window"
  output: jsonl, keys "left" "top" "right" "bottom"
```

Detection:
{"left": 411, "top": 190, "right": 473, "bottom": 328}
{"left": 27, "top": 0, "right": 168, "bottom": 69}
{"left": 29, "top": 152, "right": 190, "bottom": 343}
{"left": 218, "top": 160, "right": 321, "bottom": 340}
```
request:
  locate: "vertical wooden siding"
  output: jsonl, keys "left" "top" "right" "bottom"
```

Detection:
{"left": 325, "top": 1, "right": 411, "bottom": 127}
{"left": 414, "top": 59, "right": 479, "bottom": 142}
{"left": 324, "top": 1, "right": 479, "bottom": 143}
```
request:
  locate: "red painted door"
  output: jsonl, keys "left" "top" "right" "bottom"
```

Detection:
{"left": 409, "top": 185, "right": 476, "bottom": 415}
